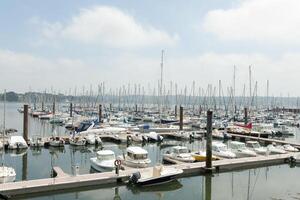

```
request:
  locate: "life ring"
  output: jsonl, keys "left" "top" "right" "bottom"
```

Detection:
{"left": 114, "top": 159, "right": 122, "bottom": 167}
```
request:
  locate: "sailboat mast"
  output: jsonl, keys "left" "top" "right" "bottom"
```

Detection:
{"left": 160, "top": 50, "right": 164, "bottom": 114}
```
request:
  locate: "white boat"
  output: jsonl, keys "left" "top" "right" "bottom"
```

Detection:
{"left": 212, "top": 142, "right": 236, "bottom": 159}
{"left": 146, "top": 132, "right": 163, "bottom": 142}
{"left": 69, "top": 136, "right": 86, "bottom": 146}
{"left": 0, "top": 166, "right": 16, "bottom": 183}
{"left": 119, "top": 146, "right": 151, "bottom": 168}
{"left": 129, "top": 165, "right": 183, "bottom": 186}
{"left": 245, "top": 141, "right": 267, "bottom": 155}
{"left": 29, "top": 136, "right": 45, "bottom": 147}
{"left": 8, "top": 136, "right": 28, "bottom": 150}
{"left": 90, "top": 150, "right": 116, "bottom": 172}
{"left": 49, "top": 136, "right": 65, "bottom": 147}
{"left": 230, "top": 141, "right": 257, "bottom": 158}
{"left": 128, "top": 132, "right": 148, "bottom": 143}
{"left": 84, "top": 134, "right": 102, "bottom": 145}
{"left": 278, "top": 144, "right": 299, "bottom": 152}
{"left": 163, "top": 146, "right": 195, "bottom": 163}
{"left": 267, "top": 144, "right": 287, "bottom": 154}
{"left": 0, "top": 91, "right": 16, "bottom": 183}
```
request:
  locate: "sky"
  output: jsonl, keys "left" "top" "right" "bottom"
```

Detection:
{"left": 0, "top": 0, "right": 300, "bottom": 96}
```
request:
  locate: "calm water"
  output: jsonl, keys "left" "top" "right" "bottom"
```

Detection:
{"left": 1, "top": 102, "right": 300, "bottom": 200}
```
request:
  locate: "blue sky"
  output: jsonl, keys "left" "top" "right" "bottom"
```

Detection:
{"left": 0, "top": 0, "right": 299, "bottom": 96}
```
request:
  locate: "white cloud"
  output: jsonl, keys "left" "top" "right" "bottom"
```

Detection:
{"left": 1, "top": 49, "right": 300, "bottom": 96}
{"left": 37, "top": 6, "right": 178, "bottom": 48}
{"left": 203, "top": 0, "right": 300, "bottom": 44}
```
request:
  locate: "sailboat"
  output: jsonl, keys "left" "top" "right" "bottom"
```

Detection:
{"left": 0, "top": 90, "right": 16, "bottom": 183}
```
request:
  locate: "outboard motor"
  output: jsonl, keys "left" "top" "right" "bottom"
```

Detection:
{"left": 129, "top": 172, "right": 141, "bottom": 184}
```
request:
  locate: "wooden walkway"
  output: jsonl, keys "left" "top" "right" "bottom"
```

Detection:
{"left": 1, "top": 152, "right": 299, "bottom": 198}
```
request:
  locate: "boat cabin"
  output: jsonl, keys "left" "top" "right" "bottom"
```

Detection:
{"left": 126, "top": 147, "right": 148, "bottom": 160}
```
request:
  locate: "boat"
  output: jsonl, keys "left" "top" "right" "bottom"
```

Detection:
{"left": 163, "top": 146, "right": 195, "bottom": 163}
{"left": 146, "top": 132, "right": 163, "bottom": 142}
{"left": 69, "top": 136, "right": 86, "bottom": 146}
{"left": 277, "top": 144, "right": 299, "bottom": 152}
{"left": 8, "top": 136, "right": 28, "bottom": 150}
{"left": 230, "top": 141, "right": 257, "bottom": 158}
{"left": 191, "top": 151, "right": 220, "bottom": 161}
{"left": 118, "top": 146, "right": 151, "bottom": 168}
{"left": 267, "top": 143, "right": 287, "bottom": 154}
{"left": 29, "top": 136, "right": 45, "bottom": 148}
{"left": 84, "top": 134, "right": 102, "bottom": 145}
{"left": 212, "top": 129, "right": 231, "bottom": 140}
{"left": 129, "top": 165, "right": 183, "bottom": 186}
{"left": 128, "top": 132, "right": 148, "bottom": 143}
{"left": 90, "top": 150, "right": 116, "bottom": 172}
{"left": 212, "top": 142, "right": 236, "bottom": 159}
{"left": 0, "top": 91, "right": 16, "bottom": 183}
{"left": 48, "top": 136, "right": 65, "bottom": 147}
{"left": 245, "top": 141, "right": 267, "bottom": 155}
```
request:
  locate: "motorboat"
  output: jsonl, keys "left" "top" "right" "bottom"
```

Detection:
{"left": 90, "top": 150, "right": 116, "bottom": 172}
{"left": 29, "top": 136, "right": 45, "bottom": 148}
{"left": 146, "top": 132, "right": 163, "bottom": 142}
{"left": 173, "top": 131, "right": 192, "bottom": 140}
{"left": 0, "top": 166, "right": 16, "bottom": 183}
{"left": 118, "top": 146, "right": 151, "bottom": 168}
{"left": 128, "top": 132, "right": 148, "bottom": 143}
{"left": 245, "top": 141, "right": 267, "bottom": 155}
{"left": 212, "top": 129, "right": 231, "bottom": 140}
{"left": 163, "top": 146, "right": 195, "bottom": 163}
{"left": 48, "top": 136, "right": 65, "bottom": 147}
{"left": 69, "top": 136, "right": 86, "bottom": 146}
{"left": 267, "top": 144, "right": 287, "bottom": 154}
{"left": 84, "top": 134, "right": 102, "bottom": 145}
{"left": 129, "top": 165, "right": 183, "bottom": 186}
{"left": 277, "top": 144, "right": 299, "bottom": 152}
{"left": 212, "top": 142, "right": 236, "bottom": 159}
{"left": 191, "top": 151, "right": 220, "bottom": 162}
{"left": 230, "top": 141, "right": 257, "bottom": 158}
{"left": 8, "top": 136, "right": 28, "bottom": 150}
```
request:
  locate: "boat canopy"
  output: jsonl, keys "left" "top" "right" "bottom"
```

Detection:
{"left": 127, "top": 147, "right": 148, "bottom": 155}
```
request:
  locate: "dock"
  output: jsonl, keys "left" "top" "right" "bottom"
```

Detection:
{"left": 1, "top": 152, "right": 299, "bottom": 198}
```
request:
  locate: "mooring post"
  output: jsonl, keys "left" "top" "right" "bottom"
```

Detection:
{"left": 179, "top": 106, "right": 183, "bottom": 130}
{"left": 206, "top": 110, "right": 213, "bottom": 171}
{"left": 244, "top": 107, "right": 248, "bottom": 124}
{"left": 135, "top": 104, "right": 138, "bottom": 113}
{"left": 52, "top": 101, "right": 55, "bottom": 115}
{"left": 23, "top": 104, "right": 28, "bottom": 142}
{"left": 175, "top": 105, "right": 177, "bottom": 118}
{"left": 70, "top": 102, "right": 73, "bottom": 117}
{"left": 99, "top": 104, "right": 102, "bottom": 124}
{"left": 110, "top": 103, "right": 112, "bottom": 112}
{"left": 205, "top": 174, "right": 212, "bottom": 200}
{"left": 41, "top": 102, "right": 44, "bottom": 111}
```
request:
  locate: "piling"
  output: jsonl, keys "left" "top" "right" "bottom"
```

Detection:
{"left": 22, "top": 153, "right": 28, "bottom": 181}
{"left": 135, "top": 104, "right": 138, "bottom": 113}
{"left": 99, "top": 104, "right": 102, "bottom": 124}
{"left": 23, "top": 104, "right": 28, "bottom": 142}
{"left": 244, "top": 107, "right": 248, "bottom": 124}
{"left": 206, "top": 110, "right": 213, "bottom": 171}
{"left": 205, "top": 175, "right": 212, "bottom": 200}
{"left": 41, "top": 102, "right": 44, "bottom": 111}
{"left": 52, "top": 101, "right": 55, "bottom": 115}
{"left": 110, "top": 103, "right": 112, "bottom": 112}
{"left": 70, "top": 103, "right": 73, "bottom": 117}
{"left": 175, "top": 105, "right": 177, "bottom": 118}
{"left": 179, "top": 106, "right": 183, "bottom": 130}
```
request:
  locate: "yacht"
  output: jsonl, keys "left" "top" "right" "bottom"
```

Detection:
{"left": 230, "top": 141, "right": 257, "bottom": 158}
{"left": 29, "top": 136, "right": 45, "bottom": 147}
{"left": 119, "top": 146, "right": 151, "bottom": 168}
{"left": 84, "top": 134, "right": 102, "bottom": 145}
{"left": 163, "top": 146, "right": 195, "bottom": 163}
{"left": 212, "top": 142, "right": 236, "bottom": 159}
{"left": 8, "top": 136, "right": 28, "bottom": 150}
{"left": 90, "top": 150, "right": 116, "bottom": 172}
{"left": 0, "top": 166, "right": 16, "bottom": 183}
{"left": 267, "top": 143, "right": 287, "bottom": 154}
{"left": 69, "top": 136, "right": 86, "bottom": 146}
{"left": 146, "top": 132, "right": 163, "bottom": 142}
{"left": 277, "top": 144, "right": 299, "bottom": 152}
{"left": 129, "top": 165, "right": 183, "bottom": 186}
{"left": 245, "top": 141, "right": 267, "bottom": 155}
{"left": 48, "top": 136, "right": 65, "bottom": 147}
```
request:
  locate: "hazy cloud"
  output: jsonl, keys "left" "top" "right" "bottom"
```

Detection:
{"left": 203, "top": 0, "right": 300, "bottom": 44}
{"left": 36, "top": 6, "right": 179, "bottom": 48}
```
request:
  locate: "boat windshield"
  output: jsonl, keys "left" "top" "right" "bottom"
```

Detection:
{"left": 178, "top": 148, "right": 189, "bottom": 154}
{"left": 98, "top": 154, "right": 115, "bottom": 160}
{"left": 133, "top": 154, "right": 148, "bottom": 160}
